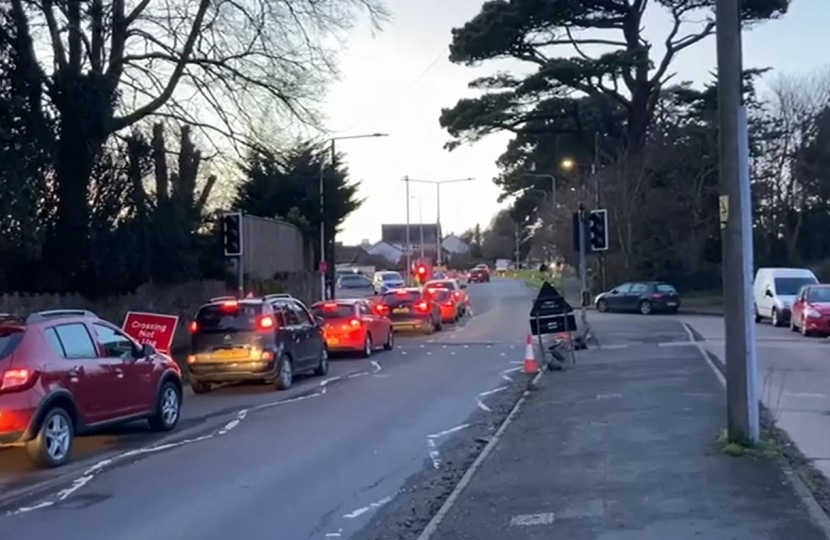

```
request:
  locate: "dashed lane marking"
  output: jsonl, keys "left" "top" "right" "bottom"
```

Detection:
{"left": 510, "top": 512, "right": 556, "bottom": 526}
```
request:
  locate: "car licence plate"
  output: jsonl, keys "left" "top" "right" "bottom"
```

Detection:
{"left": 327, "top": 338, "right": 340, "bottom": 346}
{"left": 211, "top": 348, "right": 249, "bottom": 360}
{"left": 393, "top": 308, "right": 409, "bottom": 314}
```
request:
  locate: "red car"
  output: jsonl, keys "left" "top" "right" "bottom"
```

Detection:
{"left": 0, "top": 309, "right": 183, "bottom": 468}
{"left": 425, "top": 279, "right": 471, "bottom": 315}
{"left": 376, "top": 288, "right": 443, "bottom": 334}
{"left": 428, "top": 289, "right": 462, "bottom": 324}
{"left": 311, "top": 299, "right": 394, "bottom": 357}
{"left": 790, "top": 284, "right": 830, "bottom": 336}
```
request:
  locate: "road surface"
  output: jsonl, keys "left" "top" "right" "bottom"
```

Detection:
{"left": 0, "top": 278, "right": 535, "bottom": 540}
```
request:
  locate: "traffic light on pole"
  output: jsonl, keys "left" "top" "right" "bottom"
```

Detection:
{"left": 587, "top": 209, "right": 609, "bottom": 252}
{"left": 417, "top": 264, "right": 427, "bottom": 279}
{"left": 222, "top": 212, "right": 243, "bottom": 256}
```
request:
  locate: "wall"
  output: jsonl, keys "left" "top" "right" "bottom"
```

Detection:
{"left": 242, "top": 214, "right": 309, "bottom": 276}
{"left": 0, "top": 281, "right": 227, "bottom": 350}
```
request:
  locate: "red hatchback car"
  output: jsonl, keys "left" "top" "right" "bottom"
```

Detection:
{"left": 0, "top": 309, "right": 183, "bottom": 468}
{"left": 790, "top": 284, "right": 830, "bottom": 337}
{"left": 310, "top": 299, "right": 394, "bottom": 357}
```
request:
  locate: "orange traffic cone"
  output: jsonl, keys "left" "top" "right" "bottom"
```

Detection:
{"left": 523, "top": 333, "right": 539, "bottom": 374}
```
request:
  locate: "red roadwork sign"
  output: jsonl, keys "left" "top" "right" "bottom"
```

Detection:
{"left": 318, "top": 261, "right": 328, "bottom": 274}
{"left": 122, "top": 312, "right": 179, "bottom": 353}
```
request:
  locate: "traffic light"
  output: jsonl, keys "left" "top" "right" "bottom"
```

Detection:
{"left": 587, "top": 209, "right": 609, "bottom": 252}
{"left": 416, "top": 264, "right": 428, "bottom": 278}
{"left": 222, "top": 212, "right": 243, "bottom": 256}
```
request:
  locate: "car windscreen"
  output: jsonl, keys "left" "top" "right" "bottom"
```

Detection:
{"left": 775, "top": 277, "right": 817, "bottom": 296}
{"left": 807, "top": 288, "right": 830, "bottom": 303}
{"left": 655, "top": 284, "right": 677, "bottom": 293}
{"left": 381, "top": 273, "right": 403, "bottom": 282}
{"left": 195, "top": 304, "right": 261, "bottom": 333}
{"left": 382, "top": 291, "right": 421, "bottom": 306}
{"left": 431, "top": 290, "right": 451, "bottom": 301}
{"left": 0, "top": 328, "right": 24, "bottom": 360}
{"left": 426, "top": 281, "right": 452, "bottom": 290}
{"left": 312, "top": 304, "right": 355, "bottom": 319}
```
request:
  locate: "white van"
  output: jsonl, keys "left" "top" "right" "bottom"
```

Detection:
{"left": 753, "top": 268, "right": 819, "bottom": 326}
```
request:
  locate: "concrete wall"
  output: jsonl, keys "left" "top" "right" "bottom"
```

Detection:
{"left": 0, "top": 281, "right": 228, "bottom": 350}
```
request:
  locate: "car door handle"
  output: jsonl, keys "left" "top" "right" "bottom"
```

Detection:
{"left": 68, "top": 366, "right": 81, "bottom": 376}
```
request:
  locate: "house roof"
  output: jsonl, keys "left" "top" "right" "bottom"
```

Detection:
{"left": 368, "top": 240, "right": 403, "bottom": 252}
{"left": 335, "top": 244, "right": 369, "bottom": 265}
{"left": 381, "top": 224, "right": 442, "bottom": 244}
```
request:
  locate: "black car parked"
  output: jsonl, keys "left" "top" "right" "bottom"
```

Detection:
{"left": 187, "top": 296, "right": 329, "bottom": 393}
{"left": 595, "top": 282, "right": 681, "bottom": 315}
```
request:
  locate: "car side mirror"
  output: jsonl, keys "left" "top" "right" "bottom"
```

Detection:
{"left": 315, "top": 316, "right": 325, "bottom": 326}
{"left": 140, "top": 343, "right": 156, "bottom": 357}
{"left": 765, "top": 290, "right": 773, "bottom": 298}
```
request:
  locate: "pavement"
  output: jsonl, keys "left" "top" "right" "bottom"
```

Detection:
{"left": 682, "top": 313, "right": 830, "bottom": 510}
{"left": 0, "top": 278, "right": 539, "bottom": 540}
{"left": 381, "top": 314, "right": 829, "bottom": 540}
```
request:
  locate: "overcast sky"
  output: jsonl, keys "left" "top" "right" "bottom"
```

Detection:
{"left": 324, "top": 0, "right": 830, "bottom": 245}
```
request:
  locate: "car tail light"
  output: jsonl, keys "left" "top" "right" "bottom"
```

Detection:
{"left": 652, "top": 293, "right": 665, "bottom": 299}
{"left": 444, "top": 301, "right": 454, "bottom": 307}
{"left": 375, "top": 304, "right": 389, "bottom": 315}
{"left": 189, "top": 321, "right": 199, "bottom": 333}
{"left": 0, "top": 368, "right": 38, "bottom": 392}
{"left": 187, "top": 355, "right": 197, "bottom": 364}
{"left": 323, "top": 303, "right": 338, "bottom": 310}
{"left": 395, "top": 289, "right": 408, "bottom": 296}
{"left": 222, "top": 300, "right": 239, "bottom": 309}
{"left": 415, "top": 301, "right": 429, "bottom": 312}
{"left": 453, "top": 291, "right": 461, "bottom": 299}
{"left": 349, "top": 318, "right": 361, "bottom": 328}
{"left": 257, "top": 315, "right": 275, "bottom": 330}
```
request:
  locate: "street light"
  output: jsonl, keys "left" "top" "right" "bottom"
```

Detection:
{"left": 401, "top": 177, "right": 475, "bottom": 268}
{"left": 319, "top": 132, "right": 388, "bottom": 300}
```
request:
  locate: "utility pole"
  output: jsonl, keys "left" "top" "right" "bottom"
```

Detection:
{"left": 417, "top": 197, "right": 425, "bottom": 260}
{"left": 514, "top": 222, "right": 521, "bottom": 269}
{"left": 405, "top": 175, "right": 411, "bottom": 285}
{"left": 577, "top": 203, "right": 588, "bottom": 329}
{"left": 716, "top": 0, "right": 759, "bottom": 444}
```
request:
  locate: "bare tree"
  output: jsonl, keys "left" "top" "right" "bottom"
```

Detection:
{"left": 6, "top": 0, "right": 385, "bottom": 286}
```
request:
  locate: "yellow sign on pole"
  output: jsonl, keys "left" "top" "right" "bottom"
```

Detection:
{"left": 719, "top": 195, "right": 729, "bottom": 229}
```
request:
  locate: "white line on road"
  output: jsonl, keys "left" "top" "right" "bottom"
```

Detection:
{"left": 371, "top": 360, "right": 381, "bottom": 372}
{"left": 324, "top": 529, "right": 343, "bottom": 537}
{"left": 479, "top": 386, "right": 508, "bottom": 397}
{"left": 596, "top": 393, "right": 622, "bottom": 400}
{"left": 343, "top": 495, "right": 394, "bottom": 519}
{"left": 597, "top": 344, "right": 630, "bottom": 350}
{"left": 476, "top": 398, "right": 492, "bottom": 412}
{"left": 503, "top": 366, "right": 522, "bottom": 374}
{"left": 657, "top": 341, "right": 696, "bottom": 347}
{"left": 427, "top": 438, "right": 441, "bottom": 469}
{"left": 510, "top": 512, "right": 556, "bottom": 526}
{"left": 428, "top": 424, "right": 471, "bottom": 439}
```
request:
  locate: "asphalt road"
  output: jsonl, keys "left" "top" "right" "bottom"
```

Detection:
{"left": 0, "top": 278, "right": 536, "bottom": 540}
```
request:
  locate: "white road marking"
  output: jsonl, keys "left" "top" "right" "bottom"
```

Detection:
{"left": 479, "top": 386, "right": 508, "bottom": 397}
{"left": 476, "top": 398, "right": 492, "bottom": 412}
{"left": 786, "top": 392, "right": 826, "bottom": 399}
{"left": 500, "top": 352, "right": 506, "bottom": 356}
{"left": 596, "top": 393, "right": 622, "bottom": 399}
{"left": 11, "top": 501, "right": 53, "bottom": 514}
{"left": 427, "top": 352, "right": 432, "bottom": 355}
{"left": 658, "top": 341, "right": 696, "bottom": 347}
{"left": 510, "top": 512, "right": 556, "bottom": 526}
{"left": 427, "top": 438, "right": 441, "bottom": 468}
{"left": 501, "top": 373, "right": 513, "bottom": 382}
{"left": 57, "top": 475, "right": 94, "bottom": 501}
{"left": 371, "top": 360, "right": 381, "bottom": 372}
{"left": 451, "top": 351, "right": 456, "bottom": 355}
{"left": 428, "top": 424, "right": 471, "bottom": 439}
{"left": 510, "top": 360, "right": 523, "bottom": 364}
{"left": 325, "top": 529, "right": 343, "bottom": 537}
{"left": 598, "top": 344, "right": 630, "bottom": 350}
{"left": 343, "top": 495, "right": 394, "bottom": 519}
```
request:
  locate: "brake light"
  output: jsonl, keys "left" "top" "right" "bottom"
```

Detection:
{"left": 189, "top": 321, "right": 198, "bottom": 333}
{"left": 323, "top": 303, "right": 338, "bottom": 310}
{"left": 222, "top": 300, "right": 238, "bottom": 309}
{"left": 349, "top": 318, "right": 361, "bottom": 328}
{"left": 375, "top": 304, "right": 389, "bottom": 315}
{"left": 453, "top": 291, "right": 461, "bottom": 299}
{"left": 258, "top": 315, "right": 275, "bottom": 330}
{"left": 395, "top": 290, "right": 408, "bottom": 296}
{"left": 0, "top": 368, "right": 38, "bottom": 392}
{"left": 415, "top": 301, "right": 429, "bottom": 312}
{"left": 426, "top": 288, "right": 436, "bottom": 294}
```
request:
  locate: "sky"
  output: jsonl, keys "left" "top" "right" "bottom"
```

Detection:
{"left": 325, "top": 0, "right": 830, "bottom": 245}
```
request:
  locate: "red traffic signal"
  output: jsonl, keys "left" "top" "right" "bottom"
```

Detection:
{"left": 416, "top": 265, "right": 427, "bottom": 275}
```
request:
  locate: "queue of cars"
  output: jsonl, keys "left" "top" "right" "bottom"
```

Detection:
{"left": 0, "top": 273, "right": 481, "bottom": 469}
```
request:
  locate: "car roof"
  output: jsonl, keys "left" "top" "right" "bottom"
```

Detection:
{"left": 385, "top": 287, "right": 420, "bottom": 293}
{"left": 313, "top": 298, "right": 361, "bottom": 305}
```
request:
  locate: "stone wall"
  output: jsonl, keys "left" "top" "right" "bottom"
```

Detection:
{"left": 0, "top": 272, "right": 320, "bottom": 350}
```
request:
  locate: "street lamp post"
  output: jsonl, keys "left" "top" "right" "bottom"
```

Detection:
{"left": 319, "top": 133, "right": 388, "bottom": 301}
{"left": 402, "top": 177, "right": 474, "bottom": 267}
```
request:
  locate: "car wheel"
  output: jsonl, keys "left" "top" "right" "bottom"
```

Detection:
{"left": 597, "top": 299, "right": 609, "bottom": 312}
{"left": 149, "top": 380, "right": 181, "bottom": 432}
{"left": 362, "top": 334, "right": 373, "bottom": 358}
{"left": 274, "top": 355, "right": 293, "bottom": 390}
{"left": 383, "top": 329, "right": 394, "bottom": 350}
{"left": 754, "top": 305, "right": 762, "bottom": 323}
{"left": 190, "top": 381, "right": 212, "bottom": 394}
{"left": 639, "top": 300, "right": 653, "bottom": 315}
{"left": 772, "top": 308, "right": 783, "bottom": 327}
{"left": 26, "top": 407, "right": 74, "bottom": 469}
{"left": 314, "top": 348, "right": 329, "bottom": 376}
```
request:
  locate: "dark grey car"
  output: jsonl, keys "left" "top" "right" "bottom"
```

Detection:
{"left": 187, "top": 297, "right": 329, "bottom": 394}
{"left": 595, "top": 281, "right": 681, "bottom": 315}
